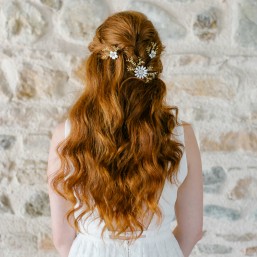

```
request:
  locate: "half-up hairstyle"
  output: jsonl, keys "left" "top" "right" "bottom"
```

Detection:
{"left": 49, "top": 11, "right": 184, "bottom": 242}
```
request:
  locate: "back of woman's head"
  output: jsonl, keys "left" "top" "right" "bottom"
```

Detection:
{"left": 87, "top": 11, "right": 163, "bottom": 84}
{"left": 50, "top": 11, "right": 184, "bottom": 242}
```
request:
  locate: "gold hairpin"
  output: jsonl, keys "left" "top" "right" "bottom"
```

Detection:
{"left": 101, "top": 46, "right": 121, "bottom": 60}
{"left": 146, "top": 42, "right": 158, "bottom": 59}
{"left": 126, "top": 57, "right": 158, "bottom": 83}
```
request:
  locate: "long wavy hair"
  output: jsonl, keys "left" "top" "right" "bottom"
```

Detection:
{"left": 49, "top": 11, "right": 184, "bottom": 242}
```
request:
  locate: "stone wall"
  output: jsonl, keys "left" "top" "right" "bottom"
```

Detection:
{"left": 0, "top": 0, "right": 256, "bottom": 256}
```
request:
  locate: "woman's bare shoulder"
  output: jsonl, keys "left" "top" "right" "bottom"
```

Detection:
{"left": 180, "top": 120, "right": 196, "bottom": 141}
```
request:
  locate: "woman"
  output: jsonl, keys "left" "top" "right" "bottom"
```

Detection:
{"left": 47, "top": 11, "right": 203, "bottom": 257}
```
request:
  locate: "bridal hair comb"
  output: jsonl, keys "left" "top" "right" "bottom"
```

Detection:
{"left": 101, "top": 45, "right": 121, "bottom": 60}
{"left": 101, "top": 42, "right": 159, "bottom": 82}
{"left": 146, "top": 42, "right": 158, "bottom": 59}
{"left": 126, "top": 57, "right": 158, "bottom": 83}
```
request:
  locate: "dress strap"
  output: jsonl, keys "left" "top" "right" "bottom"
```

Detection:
{"left": 173, "top": 120, "right": 188, "bottom": 187}
{"left": 65, "top": 118, "right": 71, "bottom": 138}
{"left": 173, "top": 119, "right": 185, "bottom": 144}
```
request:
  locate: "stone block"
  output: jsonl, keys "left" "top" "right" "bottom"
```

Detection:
{"left": 16, "top": 67, "right": 37, "bottom": 99}
{"left": 0, "top": 68, "right": 13, "bottom": 102}
{"left": 0, "top": 194, "right": 14, "bottom": 214}
{"left": 228, "top": 177, "right": 257, "bottom": 200}
{"left": 216, "top": 232, "right": 257, "bottom": 242}
{"left": 2, "top": 1, "right": 47, "bottom": 44}
{"left": 203, "top": 166, "right": 226, "bottom": 185}
{"left": 169, "top": 75, "right": 236, "bottom": 100}
{"left": 23, "top": 134, "right": 50, "bottom": 157}
{"left": 243, "top": 246, "right": 257, "bottom": 256}
{"left": 40, "top": 0, "right": 62, "bottom": 10}
{"left": 201, "top": 131, "right": 257, "bottom": 152}
{"left": 0, "top": 135, "right": 16, "bottom": 150}
{"left": 128, "top": 1, "right": 187, "bottom": 40}
{"left": 191, "top": 104, "right": 231, "bottom": 123}
{"left": 167, "top": 54, "right": 210, "bottom": 68}
{"left": 0, "top": 153, "right": 15, "bottom": 185}
{"left": 16, "top": 65, "right": 69, "bottom": 100}
{"left": 204, "top": 204, "right": 241, "bottom": 221}
{"left": 24, "top": 190, "right": 50, "bottom": 217}
{"left": 235, "top": 0, "right": 257, "bottom": 48}
{"left": 0, "top": 103, "right": 68, "bottom": 130}
{"left": 37, "top": 233, "right": 55, "bottom": 251}
{"left": 167, "top": 0, "right": 194, "bottom": 2}
{"left": 58, "top": 0, "right": 110, "bottom": 44}
{"left": 198, "top": 243, "right": 232, "bottom": 254}
{"left": 203, "top": 166, "right": 226, "bottom": 194}
{"left": 1, "top": 232, "right": 37, "bottom": 251}
{"left": 16, "top": 159, "right": 48, "bottom": 185}
{"left": 193, "top": 8, "right": 219, "bottom": 41}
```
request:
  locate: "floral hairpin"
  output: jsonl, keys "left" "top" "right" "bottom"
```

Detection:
{"left": 126, "top": 57, "right": 158, "bottom": 83}
{"left": 146, "top": 42, "right": 158, "bottom": 59}
{"left": 101, "top": 46, "right": 120, "bottom": 60}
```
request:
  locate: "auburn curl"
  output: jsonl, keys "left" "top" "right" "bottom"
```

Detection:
{"left": 49, "top": 11, "right": 184, "bottom": 242}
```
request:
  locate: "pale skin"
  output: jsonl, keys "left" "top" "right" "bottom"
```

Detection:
{"left": 47, "top": 121, "right": 203, "bottom": 257}
{"left": 47, "top": 121, "right": 76, "bottom": 257}
{"left": 173, "top": 122, "right": 203, "bottom": 257}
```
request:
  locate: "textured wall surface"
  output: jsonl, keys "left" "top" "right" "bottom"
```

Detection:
{"left": 0, "top": 0, "right": 257, "bottom": 256}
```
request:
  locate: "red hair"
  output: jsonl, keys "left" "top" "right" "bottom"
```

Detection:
{"left": 49, "top": 11, "right": 183, "bottom": 242}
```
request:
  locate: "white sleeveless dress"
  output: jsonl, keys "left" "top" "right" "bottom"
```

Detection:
{"left": 64, "top": 118, "right": 187, "bottom": 257}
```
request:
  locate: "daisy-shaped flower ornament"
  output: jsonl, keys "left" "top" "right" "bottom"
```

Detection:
{"left": 109, "top": 51, "right": 118, "bottom": 60}
{"left": 101, "top": 45, "right": 120, "bottom": 60}
{"left": 135, "top": 65, "right": 148, "bottom": 79}
{"left": 149, "top": 50, "right": 156, "bottom": 59}
{"left": 146, "top": 42, "right": 158, "bottom": 59}
{"left": 126, "top": 57, "right": 158, "bottom": 83}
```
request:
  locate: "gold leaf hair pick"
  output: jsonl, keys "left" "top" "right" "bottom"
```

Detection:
{"left": 101, "top": 45, "right": 121, "bottom": 60}
{"left": 146, "top": 42, "right": 158, "bottom": 59}
{"left": 126, "top": 57, "right": 158, "bottom": 83}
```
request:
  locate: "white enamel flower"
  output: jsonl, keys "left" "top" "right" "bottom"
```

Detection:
{"left": 149, "top": 50, "right": 156, "bottom": 59}
{"left": 134, "top": 65, "right": 148, "bottom": 79}
{"left": 146, "top": 42, "right": 158, "bottom": 59}
{"left": 109, "top": 51, "right": 118, "bottom": 59}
